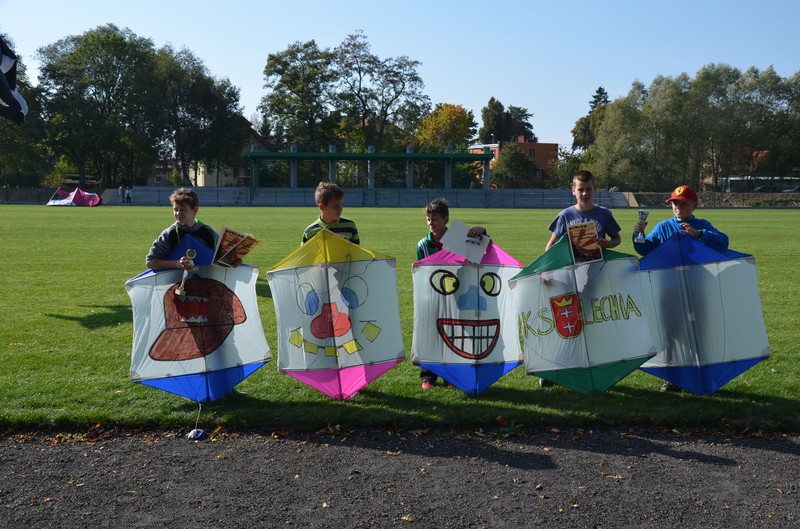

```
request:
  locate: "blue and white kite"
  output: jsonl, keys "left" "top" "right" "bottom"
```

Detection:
{"left": 125, "top": 236, "right": 270, "bottom": 402}
{"left": 637, "top": 233, "right": 770, "bottom": 394}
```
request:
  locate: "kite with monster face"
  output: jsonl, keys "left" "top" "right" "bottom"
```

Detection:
{"left": 126, "top": 235, "right": 270, "bottom": 402}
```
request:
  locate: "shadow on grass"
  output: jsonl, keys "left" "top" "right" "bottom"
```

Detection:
{"left": 46, "top": 304, "right": 132, "bottom": 329}
{"left": 255, "top": 277, "right": 272, "bottom": 299}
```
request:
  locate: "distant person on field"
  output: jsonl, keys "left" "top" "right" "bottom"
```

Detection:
{"left": 146, "top": 188, "right": 220, "bottom": 270}
{"left": 125, "top": 186, "right": 132, "bottom": 205}
{"left": 302, "top": 182, "right": 360, "bottom": 245}
{"left": 415, "top": 197, "right": 487, "bottom": 390}
{"left": 118, "top": 185, "right": 125, "bottom": 204}
{"left": 632, "top": 184, "right": 729, "bottom": 256}
{"left": 540, "top": 170, "right": 621, "bottom": 388}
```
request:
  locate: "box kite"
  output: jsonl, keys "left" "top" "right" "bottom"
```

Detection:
{"left": 638, "top": 233, "right": 770, "bottom": 394}
{"left": 267, "top": 229, "right": 404, "bottom": 400}
{"left": 125, "top": 235, "right": 271, "bottom": 402}
{"left": 412, "top": 241, "right": 523, "bottom": 395}
{"left": 509, "top": 236, "right": 656, "bottom": 396}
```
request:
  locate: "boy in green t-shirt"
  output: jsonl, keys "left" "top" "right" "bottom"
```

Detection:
{"left": 302, "top": 182, "right": 360, "bottom": 245}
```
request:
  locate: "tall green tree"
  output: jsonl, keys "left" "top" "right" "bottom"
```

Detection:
{"left": 38, "top": 24, "right": 161, "bottom": 188}
{"left": 571, "top": 86, "right": 609, "bottom": 151}
{"left": 260, "top": 40, "right": 339, "bottom": 152}
{"left": 414, "top": 103, "right": 476, "bottom": 152}
{"left": 155, "top": 47, "right": 247, "bottom": 185}
{"left": 478, "top": 97, "right": 536, "bottom": 143}
{"left": 333, "top": 31, "right": 430, "bottom": 152}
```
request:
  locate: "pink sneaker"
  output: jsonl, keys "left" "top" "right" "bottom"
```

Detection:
{"left": 421, "top": 381, "right": 433, "bottom": 390}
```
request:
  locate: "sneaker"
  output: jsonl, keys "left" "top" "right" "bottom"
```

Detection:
{"left": 421, "top": 381, "right": 433, "bottom": 390}
{"left": 660, "top": 382, "right": 682, "bottom": 392}
{"left": 539, "top": 378, "right": 554, "bottom": 387}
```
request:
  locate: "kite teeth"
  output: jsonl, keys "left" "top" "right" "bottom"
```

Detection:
{"left": 181, "top": 315, "right": 209, "bottom": 324}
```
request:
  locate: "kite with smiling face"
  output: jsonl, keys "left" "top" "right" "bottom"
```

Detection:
{"left": 267, "top": 229, "right": 405, "bottom": 400}
{"left": 411, "top": 241, "right": 523, "bottom": 395}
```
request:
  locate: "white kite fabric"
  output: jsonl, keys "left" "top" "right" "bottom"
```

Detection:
{"left": 411, "top": 241, "right": 523, "bottom": 395}
{"left": 267, "top": 229, "right": 405, "bottom": 400}
{"left": 509, "top": 237, "right": 656, "bottom": 396}
{"left": 126, "top": 264, "right": 271, "bottom": 402}
{"left": 638, "top": 233, "right": 770, "bottom": 394}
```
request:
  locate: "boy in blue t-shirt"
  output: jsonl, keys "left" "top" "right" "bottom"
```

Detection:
{"left": 540, "top": 170, "right": 621, "bottom": 388}
{"left": 545, "top": 170, "right": 621, "bottom": 251}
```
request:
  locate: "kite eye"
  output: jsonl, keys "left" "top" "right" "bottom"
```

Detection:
{"left": 297, "top": 283, "right": 320, "bottom": 315}
{"left": 480, "top": 272, "right": 502, "bottom": 297}
{"left": 430, "top": 270, "right": 459, "bottom": 296}
{"left": 340, "top": 276, "right": 367, "bottom": 309}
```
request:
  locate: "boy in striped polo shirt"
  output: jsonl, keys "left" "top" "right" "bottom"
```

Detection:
{"left": 302, "top": 182, "right": 360, "bottom": 245}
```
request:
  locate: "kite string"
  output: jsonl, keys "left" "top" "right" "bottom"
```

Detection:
{"left": 193, "top": 402, "right": 202, "bottom": 431}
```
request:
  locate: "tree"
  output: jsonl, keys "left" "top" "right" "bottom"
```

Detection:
{"left": 38, "top": 24, "right": 162, "bottom": 188}
{"left": 260, "top": 40, "right": 338, "bottom": 152}
{"left": 414, "top": 103, "right": 476, "bottom": 152}
{"left": 478, "top": 97, "right": 536, "bottom": 143}
{"left": 333, "top": 31, "right": 430, "bottom": 152}
{"left": 571, "top": 86, "right": 609, "bottom": 151}
{"left": 155, "top": 47, "right": 247, "bottom": 185}
{"left": 491, "top": 143, "right": 539, "bottom": 188}
{"left": 547, "top": 147, "right": 587, "bottom": 188}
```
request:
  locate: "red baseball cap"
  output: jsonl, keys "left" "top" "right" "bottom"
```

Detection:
{"left": 666, "top": 185, "right": 698, "bottom": 203}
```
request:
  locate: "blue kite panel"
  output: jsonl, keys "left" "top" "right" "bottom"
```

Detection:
{"left": 418, "top": 361, "right": 520, "bottom": 395}
{"left": 639, "top": 233, "right": 751, "bottom": 271}
{"left": 138, "top": 362, "right": 266, "bottom": 402}
{"left": 640, "top": 357, "right": 766, "bottom": 395}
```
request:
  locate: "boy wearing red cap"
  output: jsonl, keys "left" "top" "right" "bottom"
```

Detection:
{"left": 632, "top": 184, "right": 729, "bottom": 256}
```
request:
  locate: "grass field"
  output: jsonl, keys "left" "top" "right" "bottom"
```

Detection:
{"left": 0, "top": 204, "right": 798, "bottom": 434}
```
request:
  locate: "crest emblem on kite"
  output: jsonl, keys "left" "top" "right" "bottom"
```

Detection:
{"left": 412, "top": 241, "right": 523, "bottom": 395}
{"left": 267, "top": 229, "right": 405, "bottom": 400}
{"left": 126, "top": 235, "right": 271, "bottom": 402}
{"left": 550, "top": 293, "right": 582, "bottom": 339}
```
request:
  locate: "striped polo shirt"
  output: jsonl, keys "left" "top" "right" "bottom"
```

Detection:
{"left": 302, "top": 216, "right": 360, "bottom": 245}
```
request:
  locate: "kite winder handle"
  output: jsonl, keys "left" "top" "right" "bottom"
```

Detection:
{"left": 175, "top": 249, "right": 198, "bottom": 295}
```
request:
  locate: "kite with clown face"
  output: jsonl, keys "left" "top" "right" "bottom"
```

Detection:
{"left": 412, "top": 242, "right": 523, "bottom": 395}
{"left": 267, "top": 229, "right": 404, "bottom": 400}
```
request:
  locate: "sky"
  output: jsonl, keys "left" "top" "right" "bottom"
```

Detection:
{"left": 2, "top": 0, "right": 799, "bottom": 147}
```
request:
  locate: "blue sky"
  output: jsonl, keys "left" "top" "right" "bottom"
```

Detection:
{"left": 2, "top": 0, "right": 798, "bottom": 147}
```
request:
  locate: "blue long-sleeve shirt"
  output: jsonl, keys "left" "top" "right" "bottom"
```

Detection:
{"left": 633, "top": 215, "right": 729, "bottom": 256}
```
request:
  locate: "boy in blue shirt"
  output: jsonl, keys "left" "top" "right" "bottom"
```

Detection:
{"left": 545, "top": 170, "right": 622, "bottom": 252}
{"left": 302, "top": 182, "right": 360, "bottom": 245}
{"left": 632, "top": 184, "right": 728, "bottom": 257}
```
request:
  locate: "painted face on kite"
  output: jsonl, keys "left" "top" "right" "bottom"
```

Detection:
{"left": 428, "top": 267, "right": 504, "bottom": 360}
{"left": 280, "top": 266, "right": 396, "bottom": 366}
{"left": 150, "top": 277, "right": 245, "bottom": 361}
